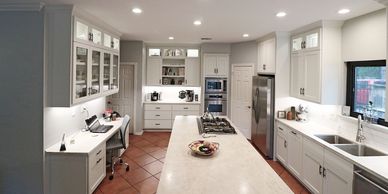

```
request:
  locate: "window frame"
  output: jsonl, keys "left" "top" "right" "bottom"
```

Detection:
{"left": 346, "top": 60, "right": 388, "bottom": 127}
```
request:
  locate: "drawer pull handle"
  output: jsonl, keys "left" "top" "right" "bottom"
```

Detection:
{"left": 155, "top": 115, "right": 161, "bottom": 116}
{"left": 96, "top": 150, "right": 102, "bottom": 155}
{"left": 96, "top": 158, "right": 102, "bottom": 164}
{"left": 279, "top": 127, "right": 284, "bottom": 131}
{"left": 155, "top": 107, "right": 161, "bottom": 109}
{"left": 183, "top": 107, "right": 189, "bottom": 109}
{"left": 155, "top": 123, "right": 160, "bottom": 126}
{"left": 291, "top": 131, "right": 297, "bottom": 135}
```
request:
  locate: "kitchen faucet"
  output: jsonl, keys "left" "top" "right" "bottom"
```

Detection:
{"left": 356, "top": 115, "right": 366, "bottom": 143}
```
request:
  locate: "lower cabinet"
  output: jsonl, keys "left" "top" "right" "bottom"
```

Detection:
{"left": 302, "top": 138, "right": 353, "bottom": 194}
{"left": 46, "top": 143, "right": 106, "bottom": 194}
{"left": 144, "top": 104, "right": 200, "bottom": 129}
{"left": 275, "top": 121, "right": 353, "bottom": 194}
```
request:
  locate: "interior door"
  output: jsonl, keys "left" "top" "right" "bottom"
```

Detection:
{"left": 107, "top": 64, "right": 135, "bottom": 147}
{"left": 231, "top": 64, "right": 254, "bottom": 139}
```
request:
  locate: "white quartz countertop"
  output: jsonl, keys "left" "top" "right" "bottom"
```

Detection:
{"left": 276, "top": 118, "right": 388, "bottom": 183}
{"left": 157, "top": 116, "right": 292, "bottom": 194}
{"left": 45, "top": 119, "right": 122, "bottom": 154}
{"left": 144, "top": 100, "right": 201, "bottom": 104}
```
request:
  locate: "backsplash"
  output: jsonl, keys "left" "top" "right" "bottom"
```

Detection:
{"left": 143, "top": 86, "right": 201, "bottom": 102}
{"left": 44, "top": 97, "right": 106, "bottom": 148}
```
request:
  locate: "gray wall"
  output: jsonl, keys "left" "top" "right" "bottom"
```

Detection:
{"left": 230, "top": 40, "right": 258, "bottom": 65}
{"left": 342, "top": 8, "right": 386, "bottom": 61}
{"left": 0, "top": 10, "right": 44, "bottom": 194}
{"left": 120, "top": 41, "right": 145, "bottom": 133}
{"left": 201, "top": 43, "right": 231, "bottom": 53}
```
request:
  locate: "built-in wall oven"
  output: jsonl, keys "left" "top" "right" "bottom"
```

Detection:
{"left": 204, "top": 93, "right": 227, "bottom": 116}
{"left": 205, "top": 78, "right": 227, "bottom": 93}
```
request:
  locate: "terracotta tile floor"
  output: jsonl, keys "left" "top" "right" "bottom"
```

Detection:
{"left": 96, "top": 132, "right": 310, "bottom": 194}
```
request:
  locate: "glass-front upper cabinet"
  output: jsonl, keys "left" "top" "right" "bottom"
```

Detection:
{"left": 113, "top": 38, "right": 119, "bottom": 50}
{"left": 75, "top": 21, "right": 89, "bottom": 41}
{"left": 148, "top": 48, "right": 161, "bottom": 57}
{"left": 103, "top": 53, "right": 111, "bottom": 92}
{"left": 91, "top": 50, "right": 101, "bottom": 95}
{"left": 305, "top": 30, "right": 320, "bottom": 50}
{"left": 75, "top": 45, "right": 89, "bottom": 99}
{"left": 91, "top": 28, "right": 102, "bottom": 45}
{"left": 104, "top": 34, "right": 112, "bottom": 49}
{"left": 187, "top": 49, "right": 199, "bottom": 57}
{"left": 112, "top": 55, "right": 119, "bottom": 89}
{"left": 292, "top": 37, "right": 303, "bottom": 52}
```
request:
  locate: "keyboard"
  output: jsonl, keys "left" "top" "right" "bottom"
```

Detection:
{"left": 91, "top": 125, "right": 113, "bottom": 133}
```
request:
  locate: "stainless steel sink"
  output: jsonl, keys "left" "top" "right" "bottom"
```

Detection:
{"left": 334, "top": 144, "right": 387, "bottom": 156}
{"left": 315, "top": 135, "right": 354, "bottom": 144}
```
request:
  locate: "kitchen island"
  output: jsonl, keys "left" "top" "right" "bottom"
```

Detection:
{"left": 157, "top": 116, "right": 292, "bottom": 194}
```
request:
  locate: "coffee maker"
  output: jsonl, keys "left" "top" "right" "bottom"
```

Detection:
{"left": 151, "top": 91, "right": 160, "bottom": 101}
{"left": 185, "top": 90, "right": 194, "bottom": 102}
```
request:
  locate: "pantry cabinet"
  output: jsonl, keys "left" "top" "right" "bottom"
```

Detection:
{"left": 46, "top": 6, "right": 120, "bottom": 107}
{"left": 203, "top": 54, "right": 230, "bottom": 77}
{"left": 290, "top": 22, "right": 342, "bottom": 104}
{"left": 145, "top": 47, "right": 200, "bottom": 86}
{"left": 258, "top": 38, "right": 276, "bottom": 74}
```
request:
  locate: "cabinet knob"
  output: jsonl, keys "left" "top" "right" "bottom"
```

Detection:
{"left": 319, "top": 165, "right": 322, "bottom": 175}
{"left": 284, "top": 140, "right": 287, "bottom": 148}
{"left": 263, "top": 64, "right": 266, "bottom": 70}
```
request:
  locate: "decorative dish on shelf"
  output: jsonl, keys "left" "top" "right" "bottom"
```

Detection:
{"left": 188, "top": 140, "right": 219, "bottom": 156}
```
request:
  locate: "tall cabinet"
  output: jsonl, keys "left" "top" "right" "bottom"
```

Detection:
{"left": 258, "top": 38, "right": 276, "bottom": 74}
{"left": 203, "top": 54, "right": 230, "bottom": 77}
{"left": 290, "top": 21, "right": 342, "bottom": 104}
{"left": 46, "top": 6, "right": 120, "bottom": 107}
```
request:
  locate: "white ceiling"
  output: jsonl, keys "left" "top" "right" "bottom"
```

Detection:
{"left": 29, "top": 0, "right": 386, "bottom": 43}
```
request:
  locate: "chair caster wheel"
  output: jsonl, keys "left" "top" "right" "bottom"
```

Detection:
{"left": 109, "top": 175, "right": 113, "bottom": 180}
{"left": 126, "top": 166, "right": 130, "bottom": 171}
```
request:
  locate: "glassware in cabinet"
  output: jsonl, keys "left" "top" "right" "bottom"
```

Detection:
{"left": 75, "top": 46, "right": 88, "bottom": 99}
{"left": 103, "top": 53, "right": 111, "bottom": 92}
{"left": 111, "top": 55, "right": 119, "bottom": 89}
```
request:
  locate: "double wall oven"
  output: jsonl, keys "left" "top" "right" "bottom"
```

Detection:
{"left": 205, "top": 78, "right": 227, "bottom": 116}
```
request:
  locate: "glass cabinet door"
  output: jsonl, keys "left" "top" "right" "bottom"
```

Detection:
{"left": 91, "top": 28, "right": 102, "bottom": 45}
{"left": 292, "top": 37, "right": 303, "bottom": 52}
{"left": 76, "top": 21, "right": 89, "bottom": 41}
{"left": 112, "top": 55, "right": 119, "bottom": 89}
{"left": 104, "top": 34, "right": 112, "bottom": 48}
{"left": 91, "top": 50, "right": 101, "bottom": 95}
{"left": 75, "top": 46, "right": 89, "bottom": 99}
{"left": 305, "top": 32, "right": 319, "bottom": 49}
{"left": 103, "top": 53, "right": 111, "bottom": 92}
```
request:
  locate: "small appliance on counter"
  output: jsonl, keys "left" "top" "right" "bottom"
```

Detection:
{"left": 151, "top": 91, "right": 160, "bottom": 101}
{"left": 178, "top": 90, "right": 195, "bottom": 102}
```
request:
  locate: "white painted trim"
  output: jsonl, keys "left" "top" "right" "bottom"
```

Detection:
{"left": 120, "top": 62, "right": 138, "bottom": 134}
{"left": 0, "top": 2, "right": 44, "bottom": 11}
{"left": 374, "top": 0, "right": 388, "bottom": 6}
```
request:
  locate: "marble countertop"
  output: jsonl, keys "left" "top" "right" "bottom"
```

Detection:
{"left": 157, "top": 116, "right": 292, "bottom": 194}
{"left": 276, "top": 118, "right": 388, "bottom": 183}
{"left": 144, "top": 100, "right": 201, "bottom": 104}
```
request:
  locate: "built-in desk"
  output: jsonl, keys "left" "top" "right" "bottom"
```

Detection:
{"left": 45, "top": 119, "right": 123, "bottom": 194}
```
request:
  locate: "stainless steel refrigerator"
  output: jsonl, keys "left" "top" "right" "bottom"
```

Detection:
{"left": 251, "top": 75, "right": 275, "bottom": 159}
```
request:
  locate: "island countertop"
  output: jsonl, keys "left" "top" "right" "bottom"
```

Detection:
{"left": 157, "top": 116, "right": 292, "bottom": 194}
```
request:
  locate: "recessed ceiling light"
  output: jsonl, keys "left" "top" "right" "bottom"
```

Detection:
{"left": 338, "top": 9, "right": 350, "bottom": 14}
{"left": 243, "top": 34, "right": 249, "bottom": 38}
{"left": 276, "top": 12, "right": 287, "bottom": 17}
{"left": 168, "top": 36, "right": 174, "bottom": 40}
{"left": 132, "top": 8, "right": 142, "bottom": 14}
{"left": 193, "top": 20, "right": 202, "bottom": 26}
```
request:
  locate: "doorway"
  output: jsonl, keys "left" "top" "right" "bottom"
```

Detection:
{"left": 107, "top": 63, "right": 137, "bottom": 145}
{"left": 231, "top": 63, "right": 254, "bottom": 139}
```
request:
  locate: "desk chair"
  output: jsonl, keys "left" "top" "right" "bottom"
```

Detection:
{"left": 106, "top": 115, "right": 131, "bottom": 180}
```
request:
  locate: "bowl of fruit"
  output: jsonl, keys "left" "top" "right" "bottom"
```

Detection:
{"left": 188, "top": 140, "right": 219, "bottom": 156}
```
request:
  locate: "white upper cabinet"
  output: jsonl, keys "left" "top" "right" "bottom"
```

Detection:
{"left": 46, "top": 6, "right": 120, "bottom": 107}
{"left": 146, "top": 47, "right": 200, "bottom": 86}
{"left": 290, "top": 22, "right": 342, "bottom": 104}
{"left": 203, "top": 54, "right": 229, "bottom": 77}
{"left": 258, "top": 38, "right": 276, "bottom": 74}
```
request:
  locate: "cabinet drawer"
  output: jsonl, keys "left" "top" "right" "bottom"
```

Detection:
{"left": 172, "top": 104, "right": 200, "bottom": 111}
{"left": 277, "top": 123, "right": 290, "bottom": 136}
{"left": 144, "top": 104, "right": 172, "bottom": 111}
{"left": 89, "top": 154, "right": 105, "bottom": 193}
{"left": 144, "top": 110, "right": 172, "bottom": 120}
{"left": 89, "top": 143, "right": 105, "bottom": 168}
{"left": 144, "top": 120, "right": 172, "bottom": 129}
{"left": 172, "top": 110, "right": 200, "bottom": 119}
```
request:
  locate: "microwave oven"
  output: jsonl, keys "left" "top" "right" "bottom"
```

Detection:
{"left": 205, "top": 78, "right": 227, "bottom": 93}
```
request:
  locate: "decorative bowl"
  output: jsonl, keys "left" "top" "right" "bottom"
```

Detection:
{"left": 188, "top": 140, "right": 219, "bottom": 156}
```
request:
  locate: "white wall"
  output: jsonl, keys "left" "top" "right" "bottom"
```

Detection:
{"left": 0, "top": 9, "right": 45, "bottom": 194}
{"left": 342, "top": 8, "right": 386, "bottom": 61}
{"left": 44, "top": 97, "right": 106, "bottom": 148}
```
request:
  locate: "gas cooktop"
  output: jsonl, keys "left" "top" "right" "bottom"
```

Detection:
{"left": 197, "top": 117, "right": 237, "bottom": 134}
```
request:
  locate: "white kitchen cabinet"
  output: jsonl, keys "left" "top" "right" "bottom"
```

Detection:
{"left": 302, "top": 138, "right": 353, "bottom": 194}
{"left": 258, "top": 38, "right": 276, "bottom": 74}
{"left": 290, "top": 22, "right": 342, "bottom": 104}
{"left": 146, "top": 57, "right": 162, "bottom": 85}
{"left": 287, "top": 129, "right": 303, "bottom": 178}
{"left": 185, "top": 58, "right": 200, "bottom": 86}
{"left": 276, "top": 124, "right": 288, "bottom": 164}
{"left": 46, "top": 6, "right": 120, "bottom": 107}
{"left": 203, "top": 54, "right": 229, "bottom": 77}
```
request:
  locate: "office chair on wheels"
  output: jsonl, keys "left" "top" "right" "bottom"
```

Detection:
{"left": 106, "top": 115, "right": 131, "bottom": 180}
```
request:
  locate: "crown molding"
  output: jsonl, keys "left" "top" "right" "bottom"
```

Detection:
{"left": 374, "top": 0, "right": 388, "bottom": 6}
{"left": 0, "top": 2, "right": 45, "bottom": 11}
